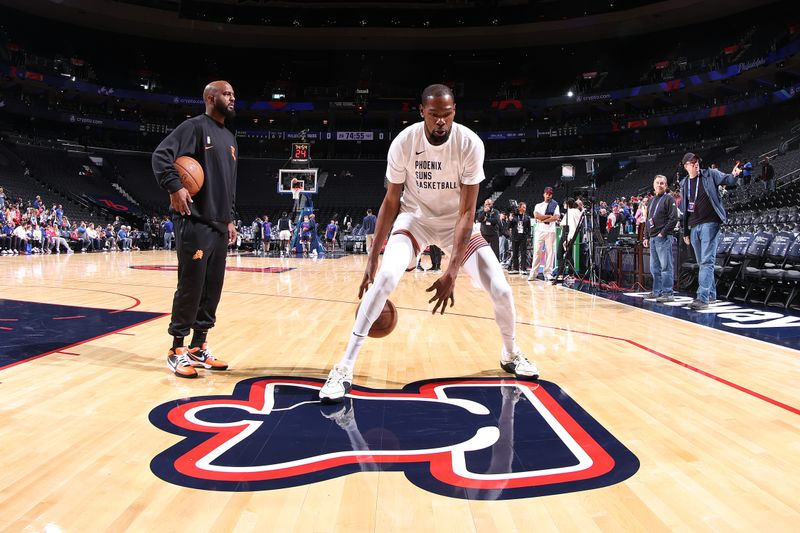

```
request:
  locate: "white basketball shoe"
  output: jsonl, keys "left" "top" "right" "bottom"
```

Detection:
{"left": 500, "top": 350, "right": 540, "bottom": 380}
{"left": 319, "top": 364, "right": 353, "bottom": 402}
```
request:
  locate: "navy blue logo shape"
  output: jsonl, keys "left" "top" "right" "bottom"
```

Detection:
{"left": 149, "top": 377, "right": 639, "bottom": 499}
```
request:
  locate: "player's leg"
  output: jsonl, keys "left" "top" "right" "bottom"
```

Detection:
{"left": 167, "top": 218, "right": 209, "bottom": 378}
{"left": 189, "top": 225, "right": 229, "bottom": 371}
{"left": 320, "top": 233, "right": 415, "bottom": 401}
{"left": 462, "top": 244, "right": 539, "bottom": 379}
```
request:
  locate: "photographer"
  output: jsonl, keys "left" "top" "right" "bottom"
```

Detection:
{"left": 477, "top": 198, "right": 501, "bottom": 259}
{"left": 508, "top": 201, "right": 531, "bottom": 275}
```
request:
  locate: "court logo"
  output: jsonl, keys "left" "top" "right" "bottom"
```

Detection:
{"left": 149, "top": 377, "right": 639, "bottom": 500}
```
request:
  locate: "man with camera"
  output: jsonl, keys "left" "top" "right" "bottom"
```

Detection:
{"left": 508, "top": 201, "right": 531, "bottom": 275}
{"left": 477, "top": 198, "right": 501, "bottom": 259}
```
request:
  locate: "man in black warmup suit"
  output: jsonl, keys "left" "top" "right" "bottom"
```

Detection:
{"left": 152, "top": 80, "right": 238, "bottom": 378}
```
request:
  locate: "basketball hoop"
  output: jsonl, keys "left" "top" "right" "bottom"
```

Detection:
{"left": 290, "top": 178, "right": 304, "bottom": 200}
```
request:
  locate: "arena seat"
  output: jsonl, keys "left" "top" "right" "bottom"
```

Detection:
{"left": 727, "top": 231, "right": 774, "bottom": 300}
{"left": 741, "top": 230, "right": 795, "bottom": 303}
{"left": 715, "top": 232, "right": 754, "bottom": 298}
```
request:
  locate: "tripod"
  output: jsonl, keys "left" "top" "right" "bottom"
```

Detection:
{"left": 572, "top": 202, "right": 601, "bottom": 290}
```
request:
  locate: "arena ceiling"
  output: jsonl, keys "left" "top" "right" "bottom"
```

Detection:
{"left": 0, "top": 0, "right": 781, "bottom": 50}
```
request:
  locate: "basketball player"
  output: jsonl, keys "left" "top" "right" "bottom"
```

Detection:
{"left": 277, "top": 212, "right": 292, "bottom": 256}
{"left": 325, "top": 218, "right": 338, "bottom": 255}
{"left": 320, "top": 84, "right": 539, "bottom": 401}
{"left": 262, "top": 215, "right": 272, "bottom": 255}
{"left": 299, "top": 214, "right": 312, "bottom": 256}
{"left": 152, "top": 80, "right": 237, "bottom": 378}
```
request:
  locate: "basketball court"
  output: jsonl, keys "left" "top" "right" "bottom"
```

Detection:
{"left": 1, "top": 250, "right": 798, "bottom": 531}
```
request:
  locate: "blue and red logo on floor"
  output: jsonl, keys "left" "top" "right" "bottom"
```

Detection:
{"left": 149, "top": 377, "right": 639, "bottom": 500}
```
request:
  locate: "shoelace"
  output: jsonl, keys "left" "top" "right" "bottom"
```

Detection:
{"left": 191, "top": 346, "right": 214, "bottom": 361}
{"left": 325, "top": 367, "right": 349, "bottom": 385}
{"left": 175, "top": 353, "right": 193, "bottom": 367}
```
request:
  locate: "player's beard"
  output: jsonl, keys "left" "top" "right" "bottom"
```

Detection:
{"left": 426, "top": 124, "right": 451, "bottom": 146}
{"left": 216, "top": 99, "right": 236, "bottom": 119}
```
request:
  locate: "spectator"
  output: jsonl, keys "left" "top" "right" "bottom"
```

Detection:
{"left": 117, "top": 225, "right": 131, "bottom": 251}
{"left": 643, "top": 175, "right": 679, "bottom": 303}
{"left": 362, "top": 208, "right": 377, "bottom": 255}
{"left": 761, "top": 156, "right": 775, "bottom": 192}
{"left": 680, "top": 152, "right": 741, "bottom": 310}
{"left": 741, "top": 158, "right": 753, "bottom": 186}
{"left": 528, "top": 186, "right": 560, "bottom": 281}
{"left": 30, "top": 224, "right": 43, "bottom": 253}
{"left": 87, "top": 223, "right": 101, "bottom": 251}
{"left": 1, "top": 219, "right": 13, "bottom": 254}
{"left": 13, "top": 222, "right": 29, "bottom": 254}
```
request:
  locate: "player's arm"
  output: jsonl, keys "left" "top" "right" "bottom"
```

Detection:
{"left": 359, "top": 182, "right": 403, "bottom": 298}
{"left": 228, "top": 140, "right": 238, "bottom": 243}
{"left": 426, "top": 183, "right": 480, "bottom": 314}
{"left": 152, "top": 120, "right": 196, "bottom": 216}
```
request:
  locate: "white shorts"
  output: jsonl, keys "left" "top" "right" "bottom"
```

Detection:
{"left": 279, "top": 230, "right": 291, "bottom": 241}
{"left": 390, "top": 211, "right": 487, "bottom": 265}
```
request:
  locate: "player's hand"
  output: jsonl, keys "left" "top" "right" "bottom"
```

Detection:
{"left": 227, "top": 222, "right": 237, "bottom": 245}
{"left": 169, "top": 188, "right": 193, "bottom": 216}
{"left": 642, "top": 239, "right": 649, "bottom": 248}
{"left": 683, "top": 236, "right": 690, "bottom": 245}
{"left": 731, "top": 162, "right": 742, "bottom": 177}
{"left": 358, "top": 258, "right": 378, "bottom": 299}
{"left": 426, "top": 272, "right": 456, "bottom": 315}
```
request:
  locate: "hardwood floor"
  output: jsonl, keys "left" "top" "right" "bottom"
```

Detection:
{"left": 0, "top": 250, "right": 798, "bottom": 532}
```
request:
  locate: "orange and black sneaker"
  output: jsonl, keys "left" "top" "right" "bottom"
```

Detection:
{"left": 187, "top": 343, "right": 229, "bottom": 371}
{"left": 167, "top": 347, "right": 198, "bottom": 378}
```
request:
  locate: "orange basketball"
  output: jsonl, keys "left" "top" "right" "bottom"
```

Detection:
{"left": 175, "top": 155, "right": 204, "bottom": 196}
{"left": 356, "top": 299, "right": 398, "bottom": 338}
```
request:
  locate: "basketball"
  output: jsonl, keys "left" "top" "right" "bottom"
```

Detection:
{"left": 356, "top": 299, "right": 398, "bottom": 338}
{"left": 175, "top": 155, "right": 204, "bottom": 196}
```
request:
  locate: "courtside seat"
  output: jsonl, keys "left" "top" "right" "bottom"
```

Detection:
{"left": 713, "top": 231, "right": 740, "bottom": 277}
{"left": 764, "top": 238, "right": 800, "bottom": 308}
{"left": 728, "top": 231, "right": 773, "bottom": 301}
{"left": 742, "top": 231, "right": 794, "bottom": 303}
{"left": 716, "top": 232, "right": 754, "bottom": 297}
